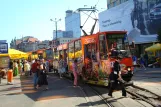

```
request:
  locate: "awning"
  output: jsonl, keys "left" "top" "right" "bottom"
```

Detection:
{"left": 0, "top": 49, "right": 28, "bottom": 59}
{"left": 145, "top": 43, "right": 161, "bottom": 52}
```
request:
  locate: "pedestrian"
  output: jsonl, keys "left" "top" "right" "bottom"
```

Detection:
{"left": 108, "top": 57, "right": 126, "bottom": 97}
{"left": 73, "top": 59, "right": 79, "bottom": 87}
{"left": 13, "top": 60, "right": 19, "bottom": 76}
{"left": 24, "top": 60, "right": 31, "bottom": 77}
{"left": 9, "top": 60, "right": 13, "bottom": 69}
{"left": 132, "top": 54, "right": 138, "bottom": 72}
{"left": 58, "top": 55, "right": 64, "bottom": 78}
{"left": 45, "top": 59, "right": 49, "bottom": 73}
{"left": 31, "top": 59, "right": 40, "bottom": 89}
{"left": 18, "top": 60, "right": 23, "bottom": 76}
{"left": 143, "top": 51, "right": 148, "bottom": 67}
{"left": 140, "top": 54, "right": 146, "bottom": 70}
{"left": 37, "top": 64, "right": 48, "bottom": 90}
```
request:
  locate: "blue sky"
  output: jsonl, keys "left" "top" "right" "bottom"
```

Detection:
{"left": 0, "top": 0, "right": 106, "bottom": 44}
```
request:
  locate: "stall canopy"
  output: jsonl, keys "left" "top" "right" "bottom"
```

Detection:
{"left": 0, "top": 49, "right": 28, "bottom": 59}
{"left": 145, "top": 43, "right": 161, "bottom": 52}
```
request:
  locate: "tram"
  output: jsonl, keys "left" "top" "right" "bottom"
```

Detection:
{"left": 53, "top": 31, "right": 134, "bottom": 86}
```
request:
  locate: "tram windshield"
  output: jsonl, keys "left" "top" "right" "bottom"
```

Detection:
{"left": 106, "top": 34, "right": 131, "bottom": 58}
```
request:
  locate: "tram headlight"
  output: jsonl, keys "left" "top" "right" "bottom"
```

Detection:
{"left": 127, "top": 67, "right": 131, "bottom": 71}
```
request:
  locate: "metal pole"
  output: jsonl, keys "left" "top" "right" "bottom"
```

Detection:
{"left": 55, "top": 20, "right": 57, "bottom": 46}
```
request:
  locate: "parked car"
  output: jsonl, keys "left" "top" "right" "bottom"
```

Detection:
{"left": 149, "top": 3, "right": 161, "bottom": 22}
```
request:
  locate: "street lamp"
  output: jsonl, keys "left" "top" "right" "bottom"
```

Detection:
{"left": 50, "top": 18, "right": 61, "bottom": 46}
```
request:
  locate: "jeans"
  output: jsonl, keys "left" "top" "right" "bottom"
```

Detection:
{"left": 33, "top": 73, "right": 38, "bottom": 87}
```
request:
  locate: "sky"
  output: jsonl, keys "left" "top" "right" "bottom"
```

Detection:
{"left": 0, "top": 0, "right": 107, "bottom": 45}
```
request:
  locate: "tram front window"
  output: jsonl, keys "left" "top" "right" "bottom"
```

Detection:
{"left": 107, "top": 35, "right": 131, "bottom": 58}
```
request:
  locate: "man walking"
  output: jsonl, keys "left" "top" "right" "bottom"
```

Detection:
{"left": 108, "top": 57, "right": 126, "bottom": 97}
{"left": 31, "top": 59, "right": 40, "bottom": 89}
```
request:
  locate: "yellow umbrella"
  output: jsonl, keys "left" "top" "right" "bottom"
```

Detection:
{"left": 145, "top": 43, "right": 161, "bottom": 52}
{"left": 0, "top": 49, "right": 28, "bottom": 59}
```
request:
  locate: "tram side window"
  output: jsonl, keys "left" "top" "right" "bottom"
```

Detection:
{"left": 75, "top": 40, "right": 82, "bottom": 62}
{"left": 68, "top": 42, "right": 74, "bottom": 60}
{"left": 99, "top": 35, "right": 108, "bottom": 60}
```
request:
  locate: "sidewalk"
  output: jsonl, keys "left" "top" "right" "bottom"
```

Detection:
{"left": 132, "top": 68, "right": 161, "bottom": 97}
{"left": 0, "top": 74, "right": 91, "bottom": 107}
{"left": 0, "top": 76, "right": 21, "bottom": 95}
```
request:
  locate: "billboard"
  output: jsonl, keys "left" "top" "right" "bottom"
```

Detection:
{"left": 99, "top": 0, "right": 161, "bottom": 43}
{"left": 0, "top": 43, "right": 8, "bottom": 54}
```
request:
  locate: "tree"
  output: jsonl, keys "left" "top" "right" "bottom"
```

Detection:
{"left": 157, "top": 29, "right": 161, "bottom": 43}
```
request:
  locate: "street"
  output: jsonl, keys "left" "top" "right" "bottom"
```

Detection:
{"left": 0, "top": 68, "right": 161, "bottom": 107}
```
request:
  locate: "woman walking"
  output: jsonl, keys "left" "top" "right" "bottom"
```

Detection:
{"left": 13, "top": 60, "right": 19, "bottom": 76}
{"left": 58, "top": 55, "right": 64, "bottom": 78}
{"left": 73, "top": 59, "right": 79, "bottom": 87}
{"left": 37, "top": 64, "right": 48, "bottom": 90}
{"left": 18, "top": 60, "right": 23, "bottom": 76}
{"left": 24, "top": 60, "right": 31, "bottom": 76}
{"left": 140, "top": 54, "right": 146, "bottom": 70}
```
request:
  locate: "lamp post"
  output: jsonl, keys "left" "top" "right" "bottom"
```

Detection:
{"left": 50, "top": 18, "right": 61, "bottom": 46}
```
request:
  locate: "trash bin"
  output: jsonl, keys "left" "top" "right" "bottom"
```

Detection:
{"left": 7, "top": 69, "right": 13, "bottom": 84}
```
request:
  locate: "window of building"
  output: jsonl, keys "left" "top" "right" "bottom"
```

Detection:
{"left": 113, "top": 1, "right": 117, "bottom": 7}
{"left": 107, "top": 4, "right": 111, "bottom": 9}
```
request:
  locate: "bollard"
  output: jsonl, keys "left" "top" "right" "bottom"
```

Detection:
{"left": 7, "top": 69, "right": 13, "bottom": 84}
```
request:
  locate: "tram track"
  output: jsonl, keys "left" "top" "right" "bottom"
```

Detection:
{"left": 50, "top": 73, "right": 161, "bottom": 107}
{"left": 62, "top": 75, "right": 113, "bottom": 107}
{"left": 86, "top": 85, "right": 114, "bottom": 107}
{"left": 126, "top": 85, "right": 161, "bottom": 107}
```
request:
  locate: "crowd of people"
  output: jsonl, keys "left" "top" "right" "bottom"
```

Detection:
{"left": 6, "top": 59, "right": 49, "bottom": 90}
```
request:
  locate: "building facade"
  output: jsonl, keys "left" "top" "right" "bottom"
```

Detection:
{"left": 107, "top": 0, "right": 129, "bottom": 9}
{"left": 53, "top": 30, "right": 73, "bottom": 39}
{"left": 57, "top": 37, "right": 77, "bottom": 45}
{"left": 65, "top": 10, "right": 81, "bottom": 38}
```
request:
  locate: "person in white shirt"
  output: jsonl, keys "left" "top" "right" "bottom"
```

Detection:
{"left": 24, "top": 60, "right": 31, "bottom": 76}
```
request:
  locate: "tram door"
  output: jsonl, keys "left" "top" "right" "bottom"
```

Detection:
{"left": 84, "top": 43, "right": 97, "bottom": 78}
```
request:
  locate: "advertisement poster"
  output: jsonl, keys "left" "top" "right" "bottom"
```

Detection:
{"left": 0, "top": 57, "right": 10, "bottom": 68}
{"left": 0, "top": 43, "right": 8, "bottom": 54}
{"left": 99, "top": 0, "right": 161, "bottom": 43}
{"left": 45, "top": 49, "right": 53, "bottom": 60}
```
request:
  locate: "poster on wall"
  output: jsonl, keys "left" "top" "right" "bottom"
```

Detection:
{"left": 99, "top": 0, "right": 161, "bottom": 43}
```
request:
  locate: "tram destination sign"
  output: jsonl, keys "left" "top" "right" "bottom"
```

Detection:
{"left": 0, "top": 43, "right": 8, "bottom": 54}
{"left": 107, "top": 34, "right": 124, "bottom": 39}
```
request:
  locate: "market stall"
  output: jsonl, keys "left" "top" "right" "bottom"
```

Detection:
{"left": 0, "top": 49, "right": 28, "bottom": 59}
{"left": 145, "top": 43, "right": 161, "bottom": 52}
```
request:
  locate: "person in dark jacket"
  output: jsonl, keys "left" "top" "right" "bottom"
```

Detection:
{"left": 108, "top": 57, "right": 126, "bottom": 97}
{"left": 37, "top": 64, "right": 48, "bottom": 90}
{"left": 143, "top": 51, "right": 148, "bottom": 67}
